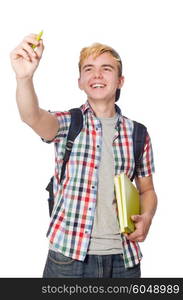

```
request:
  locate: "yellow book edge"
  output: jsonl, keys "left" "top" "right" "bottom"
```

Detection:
{"left": 114, "top": 175, "right": 124, "bottom": 233}
{"left": 121, "top": 174, "right": 127, "bottom": 227}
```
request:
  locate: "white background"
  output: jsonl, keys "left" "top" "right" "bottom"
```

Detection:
{"left": 0, "top": 0, "right": 183, "bottom": 277}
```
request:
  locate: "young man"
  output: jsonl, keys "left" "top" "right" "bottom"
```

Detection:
{"left": 10, "top": 34, "right": 157, "bottom": 278}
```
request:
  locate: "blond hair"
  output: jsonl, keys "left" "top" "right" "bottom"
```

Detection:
{"left": 78, "top": 42, "right": 122, "bottom": 77}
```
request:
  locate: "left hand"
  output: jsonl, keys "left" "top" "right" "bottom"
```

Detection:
{"left": 124, "top": 213, "right": 152, "bottom": 242}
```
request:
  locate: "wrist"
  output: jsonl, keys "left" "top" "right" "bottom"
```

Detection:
{"left": 16, "top": 76, "right": 33, "bottom": 82}
{"left": 141, "top": 212, "right": 153, "bottom": 222}
{"left": 16, "top": 77, "right": 34, "bottom": 88}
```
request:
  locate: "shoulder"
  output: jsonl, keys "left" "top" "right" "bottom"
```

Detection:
{"left": 53, "top": 110, "right": 71, "bottom": 119}
{"left": 49, "top": 110, "right": 71, "bottom": 126}
{"left": 123, "top": 115, "right": 146, "bottom": 127}
{"left": 121, "top": 115, "right": 134, "bottom": 132}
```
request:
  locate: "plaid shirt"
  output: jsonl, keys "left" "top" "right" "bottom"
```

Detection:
{"left": 43, "top": 100, "right": 155, "bottom": 268}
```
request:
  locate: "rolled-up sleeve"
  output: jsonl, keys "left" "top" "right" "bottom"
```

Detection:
{"left": 41, "top": 110, "right": 71, "bottom": 144}
{"left": 136, "top": 132, "right": 155, "bottom": 177}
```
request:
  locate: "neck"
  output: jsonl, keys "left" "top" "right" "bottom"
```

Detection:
{"left": 88, "top": 99, "right": 116, "bottom": 118}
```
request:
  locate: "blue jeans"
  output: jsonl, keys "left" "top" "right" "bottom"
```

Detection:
{"left": 43, "top": 250, "right": 141, "bottom": 278}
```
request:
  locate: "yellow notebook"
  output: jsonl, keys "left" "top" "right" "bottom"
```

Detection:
{"left": 114, "top": 173, "right": 140, "bottom": 234}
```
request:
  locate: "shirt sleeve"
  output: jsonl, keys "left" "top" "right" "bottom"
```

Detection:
{"left": 41, "top": 110, "right": 71, "bottom": 144}
{"left": 135, "top": 132, "right": 155, "bottom": 177}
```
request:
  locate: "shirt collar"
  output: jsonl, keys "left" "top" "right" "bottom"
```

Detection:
{"left": 80, "top": 100, "right": 123, "bottom": 119}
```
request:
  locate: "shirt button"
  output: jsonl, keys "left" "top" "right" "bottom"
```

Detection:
{"left": 97, "top": 145, "right": 100, "bottom": 148}
{"left": 95, "top": 166, "right": 98, "bottom": 169}
{"left": 92, "top": 186, "right": 95, "bottom": 189}
{"left": 89, "top": 207, "right": 92, "bottom": 210}
{"left": 96, "top": 127, "right": 98, "bottom": 130}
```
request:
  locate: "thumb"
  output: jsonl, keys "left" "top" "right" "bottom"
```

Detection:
{"left": 35, "top": 40, "right": 44, "bottom": 58}
{"left": 131, "top": 215, "right": 141, "bottom": 222}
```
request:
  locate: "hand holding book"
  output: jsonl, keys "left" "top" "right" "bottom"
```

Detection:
{"left": 124, "top": 213, "right": 153, "bottom": 242}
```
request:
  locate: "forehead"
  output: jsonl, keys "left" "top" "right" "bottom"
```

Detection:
{"left": 81, "top": 52, "right": 118, "bottom": 68}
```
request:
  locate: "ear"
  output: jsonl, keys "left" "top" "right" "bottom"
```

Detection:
{"left": 78, "top": 77, "right": 83, "bottom": 90}
{"left": 118, "top": 76, "right": 125, "bottom": 89}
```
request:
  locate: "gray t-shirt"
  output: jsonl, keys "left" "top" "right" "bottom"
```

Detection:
{"left": 87, "top": 113, "right": 123, "bottom": 255}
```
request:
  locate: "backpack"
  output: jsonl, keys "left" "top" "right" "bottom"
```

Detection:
{"left": 46, "top": 108, "right": 147, "bottom": 217}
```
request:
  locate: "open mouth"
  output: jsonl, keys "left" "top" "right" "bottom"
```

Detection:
{"left": 90, "top": 83, "right": 106, "bottom": 89}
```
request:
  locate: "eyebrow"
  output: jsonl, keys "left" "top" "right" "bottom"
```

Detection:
{"left": 82, "top": 64, "right": 93, "bottom": 70}
{"left": 82, "top": 64, "right": 115, "bottom": 70}
{"left": 102, "top": 64, "right": 115, "bottom": 69}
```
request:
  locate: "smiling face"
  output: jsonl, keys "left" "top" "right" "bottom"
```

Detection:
{"left": 78, "top": 52, "right": 124, "bottom": 103}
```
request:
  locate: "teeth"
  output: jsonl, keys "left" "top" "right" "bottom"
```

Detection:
{"left": 91, "top": 84, "right": 105, "bottom": 88}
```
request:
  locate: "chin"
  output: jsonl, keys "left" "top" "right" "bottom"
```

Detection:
{"left": 88, "top": 93, "right": 109, "bottom": 101}
{"left": 88, "top": 97, "right": 112, "bottom": 102}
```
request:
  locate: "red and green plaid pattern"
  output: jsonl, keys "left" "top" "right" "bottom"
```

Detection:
{"left": 43, "top": 101, "right": 155, "bottom": 268}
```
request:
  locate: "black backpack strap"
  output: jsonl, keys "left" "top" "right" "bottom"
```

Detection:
{"left": 131, "top": 121, "right": 147, "bottom": 181}
{"left": 59, "top": 108, "right": 83, "bottom": 183}
{"left": 46, "top": 176, "right": 54, "bottom": 217}
{"left": 46, "top": 108, "right": 83, "bottom": 216}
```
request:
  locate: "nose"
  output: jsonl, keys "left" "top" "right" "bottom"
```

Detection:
{"left": 93, "top": 69, "right": 103, "bottom": 78}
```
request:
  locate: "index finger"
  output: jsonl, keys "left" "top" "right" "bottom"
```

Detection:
{"left": 23, "top": 34, "right": 41, "bottom": 47}
{"left": 32, "top": 31, "right": 43, "bottom": 49}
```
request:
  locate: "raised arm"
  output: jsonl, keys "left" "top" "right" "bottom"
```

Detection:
{"left": 10, "top": 33, "right": 59, "bottom": 141}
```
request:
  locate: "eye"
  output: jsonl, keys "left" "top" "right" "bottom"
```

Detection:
{"left": 85, "top": 68, "right": 92, "bottom": 72}
{"left": 103, "top": 67, "right": 112, "bottom": 71}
